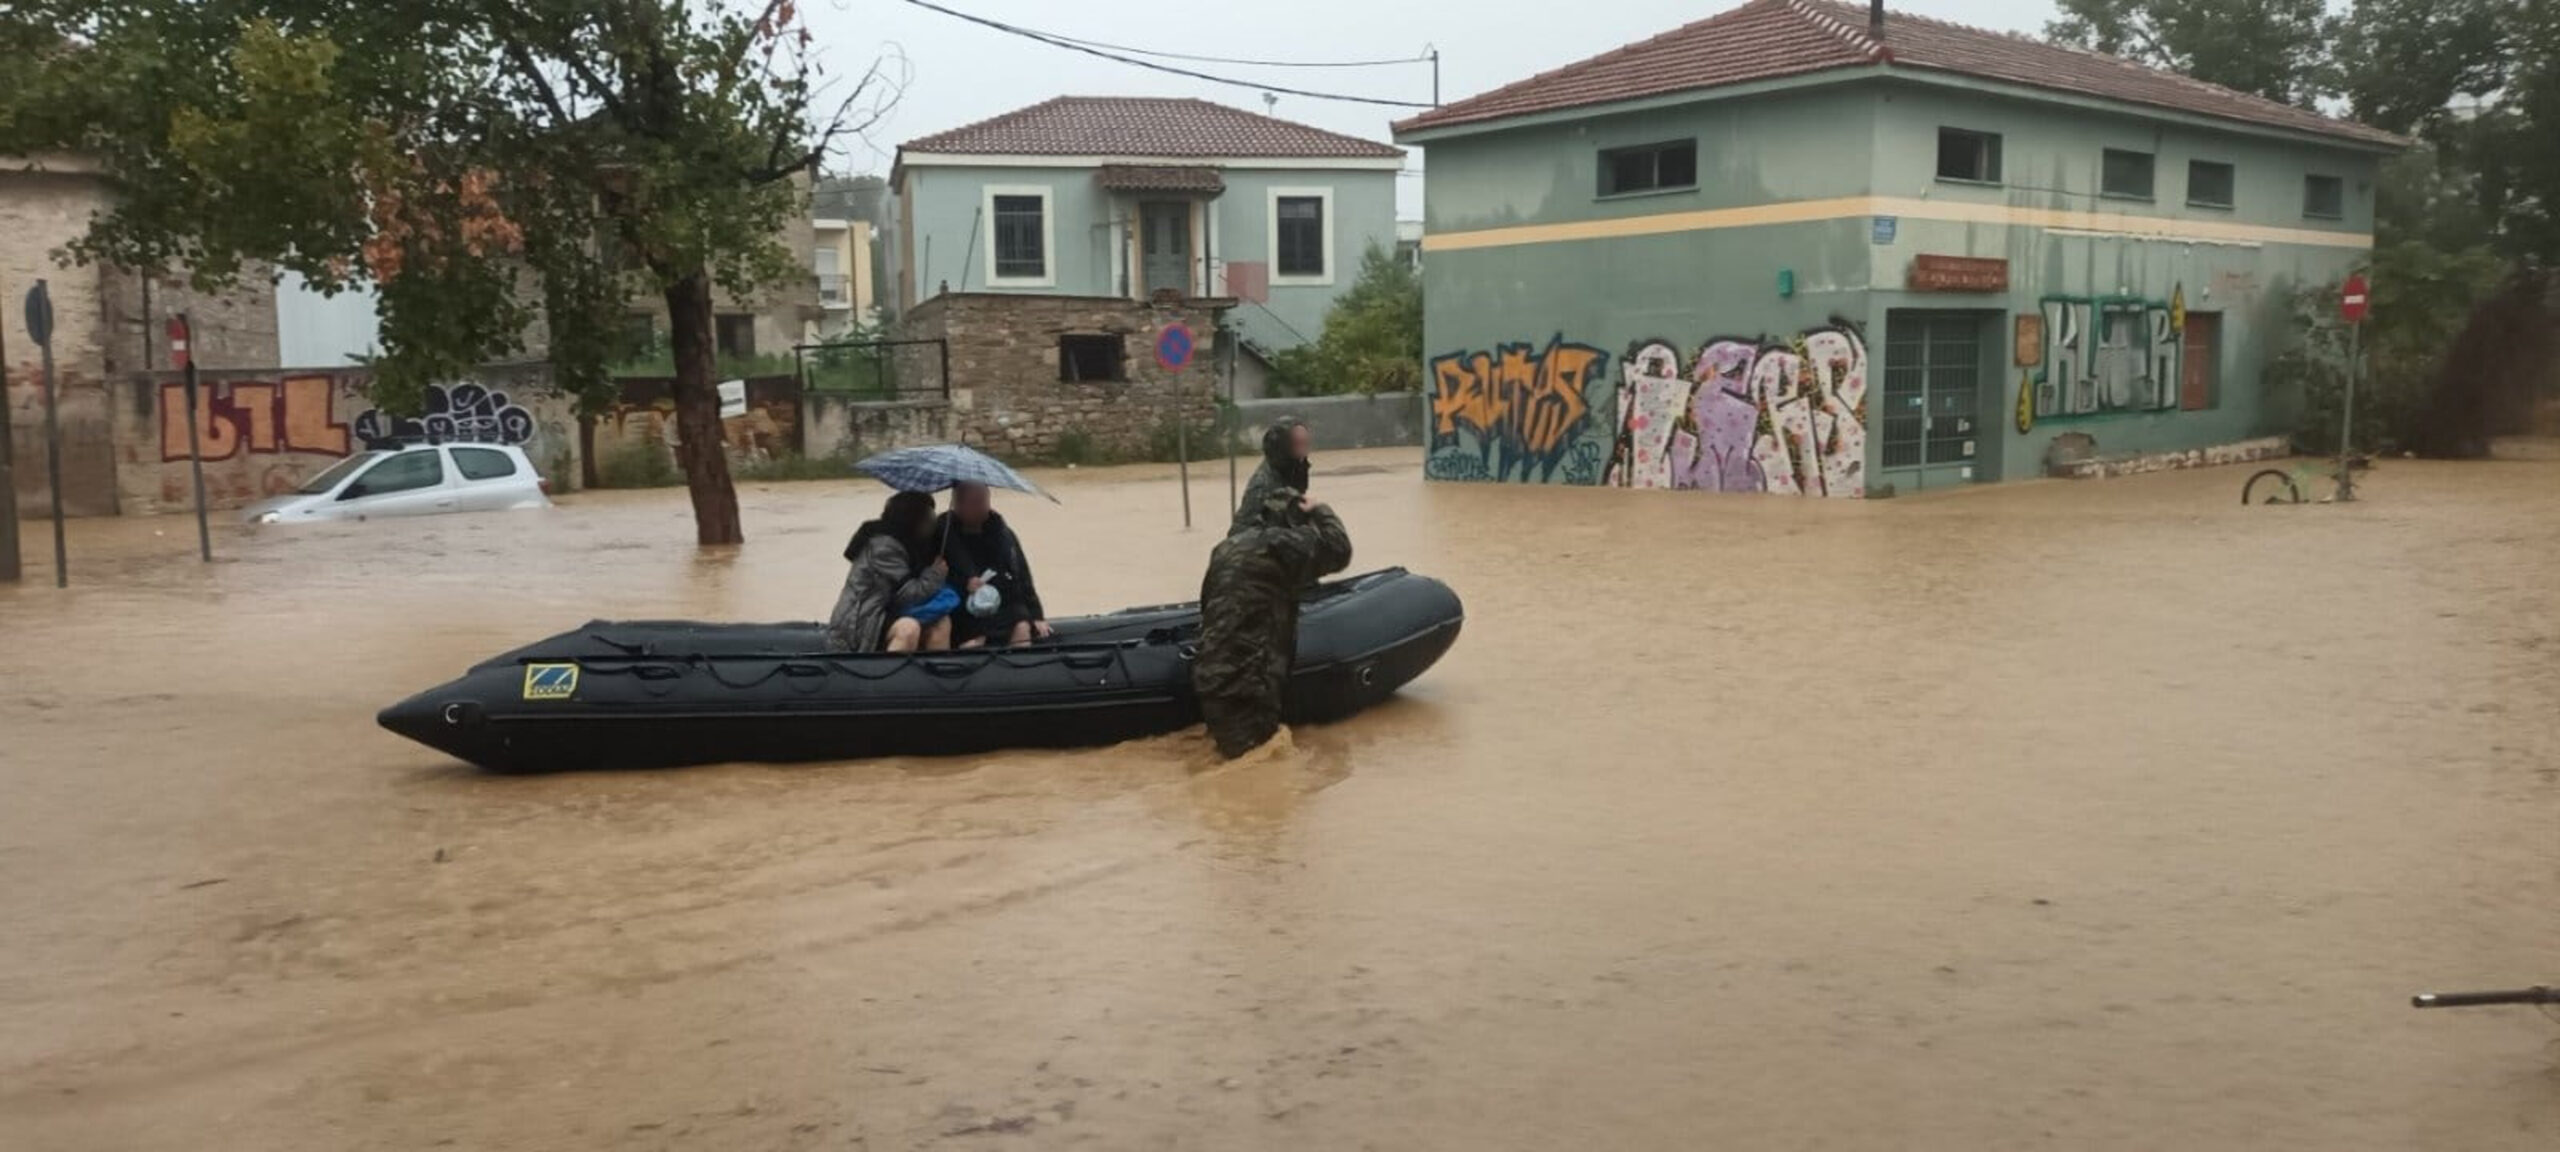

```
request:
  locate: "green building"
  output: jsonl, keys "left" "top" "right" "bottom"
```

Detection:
{"left": 1391, "top": 0, "right": 2403, "bottom": 494}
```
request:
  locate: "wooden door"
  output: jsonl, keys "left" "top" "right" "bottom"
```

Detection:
{"left": 2180, "top": 313, "right": 2219, "bottom": 411}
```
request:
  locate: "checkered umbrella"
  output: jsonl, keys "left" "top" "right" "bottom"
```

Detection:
{"left": 853, "top": 443, "right": 1059, "bottom": 504}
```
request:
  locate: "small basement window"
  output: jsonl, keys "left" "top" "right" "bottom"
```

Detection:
{"left": 2187, "top": 160, "right": 2235, "bottom": 209}
{"left": 715, "top": 314, "right": 757, "bottom": 357}
{"left": 1058, "top": 334, "right": 1125, "bottom": 383}
{"left": 1598, "top": 140, "right": 1697, "bottom": 197}
{"left": 1936, "top": 128, "right": 2003, "bottom": 183}
{"left": 2303, "top": 174, "right": 2345, "bottom": 220}
{"left": 2101, "top": 148, "right": 2155, "bottom": 200}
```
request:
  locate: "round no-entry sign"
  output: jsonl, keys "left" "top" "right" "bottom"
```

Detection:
{"left": 2341, "top": 273, "right": 2369, "bottom": 324}
{"left": 167, "top": 315, "right": 193, "bottom": 368}
{"left": 1154, "top": 322, "right": 1195, "bottom": 371}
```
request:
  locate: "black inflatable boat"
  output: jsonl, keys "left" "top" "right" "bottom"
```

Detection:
{"left": 378, "top": 568, "right": 1462, "bottom": 771}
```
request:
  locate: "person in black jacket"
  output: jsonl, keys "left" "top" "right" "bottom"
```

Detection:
{"left": 935, "top": 482, "right": 1052, "bottom": 647}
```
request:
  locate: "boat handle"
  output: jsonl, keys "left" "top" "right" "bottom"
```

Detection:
{"left": 632, "top": 664, "right": 682, "bottom": 681}
{"left": 919, "top": 659, "right": 976, "bottom": 679}
{"left": 780, "top": 661, "right": 828, "bottom": 677}
{"left": 1060, "top": 652, "right": 1114, "bottom": 670}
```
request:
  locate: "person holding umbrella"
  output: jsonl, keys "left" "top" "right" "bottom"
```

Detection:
{"left": 935, "top": 481, "right": 1052, "bottom": 648}
{"left": 851, "top": 444, "right": 1061, "bottom": 649}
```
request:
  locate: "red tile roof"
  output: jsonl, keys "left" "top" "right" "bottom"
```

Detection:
{"left": 1094, "top": 164, "right": 1227, "bottom": 193}
{"left": 903, "top": 97, "right": 1404, "bottom": 159}
{"left": 1394, "top": 0, "right": 2403, "bottom": 148}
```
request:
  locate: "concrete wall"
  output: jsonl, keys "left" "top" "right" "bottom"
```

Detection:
{"left": 899, "top": 292, "right": 1227, "bottom": 462}
{"left": 893, "top": 163, "right": 1396, "bottom": 350}
{"left": 1863, "top": 79, "right": 2380, "bottom": 489}
{"left": 802, "top": 396, "right": 955, "bottom": 462}
{"left": 118, "top": 364, "right": 577, "bottom": 513}
{"left": 1235, "top": 392, "right": 1426, "bottom": 451}
{"left": 1407, "top": 77, "right": 2386, "bottom": 496}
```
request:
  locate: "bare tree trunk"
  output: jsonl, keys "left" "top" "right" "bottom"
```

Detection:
{"left": 664, "top": 272, "right": 744, "bottom": 545}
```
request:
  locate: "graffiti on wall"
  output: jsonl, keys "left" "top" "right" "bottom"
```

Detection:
{"left": 1426, "top": 336, "right": 1606, "bottom": 483}
{"left": 351, "top": 382, "right": 537, "bottom": 447}
{"left": 1603, "top": 322, "right": 1869, "bottom": 498}
{"left": 1426, "top": 322, "right": 1870, "bottom": 497}
{"left": 158, "top": 375, "right": 352, "bottom": 463}
{"left": 2031, "top": 286, "right": 2184, "bottom": 419}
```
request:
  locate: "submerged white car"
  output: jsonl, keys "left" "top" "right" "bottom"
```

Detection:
{"left": 243, "top": 443, "right": 552, "bottom": 524}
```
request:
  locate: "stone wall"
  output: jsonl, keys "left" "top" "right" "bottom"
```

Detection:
{"left": 2047, "top": 435, "right": 2291, "bottom": 480}
{"left": 5, "top": 159, "right": 281, "bottom": 517}
{"left": 116, "top": 364, "right": 578, "bottom": 514}
{"left": 899, "top": 292, "right": 1229, "bottom": 462}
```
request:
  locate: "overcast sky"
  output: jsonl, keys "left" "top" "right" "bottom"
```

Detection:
{"left": 807, "top": 0, "right": 2067, "bottom": 213}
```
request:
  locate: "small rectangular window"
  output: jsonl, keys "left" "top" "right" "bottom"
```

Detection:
{"left": 1275, "top": 195, "right": 1327, "bottom": 278}
{"left": 1936, "top": 129, "right": 2003, "bottom": 183}
{"left": 452, "top": 446, "right": 518, "bottom": 481}
{"left": 2102, "top": 149, "right": 2155, "bottom": 200}
{"left": 2303, "top": 174, "right": 2344, "bottom": 219}
{"left": 2187, "top": 160, "right": 2235, "bottom": 209}
{"left": 1058, "top": 334, "right": 1124, "bottom": 383}
{"left": 714, "top": 314, "right": 756, "bottom": 357}
{"left": 1597, "top": 140, "right": 1698, "bottom": 197}
{"left": 993, "top": 193, "right": 1047, "bottom": 279}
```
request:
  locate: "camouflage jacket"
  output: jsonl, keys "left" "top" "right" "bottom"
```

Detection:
{"left": 1194, "top": 491, "right": 1353, "bottom": 707}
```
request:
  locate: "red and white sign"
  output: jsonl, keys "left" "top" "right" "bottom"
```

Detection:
{"left": 2340, "top": 273, "right": 2369, "bottom": 325}
{"left": 166, "top": 315, "right": 193, "bottom": 368}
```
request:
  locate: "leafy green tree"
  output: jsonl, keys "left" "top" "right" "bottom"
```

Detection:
{"left": 1, "top": 0, "right": 896, "bottom": 545}
{"left": 2046, "top": 0, "right": 2336, "bottom": 106}
{"left": 1269, "top": 244, "right": 1421, "bottom": 397}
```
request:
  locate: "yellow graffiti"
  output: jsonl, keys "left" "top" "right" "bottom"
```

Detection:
{"left": 2015, "top": 368, "right": 2035, "bottom": 434}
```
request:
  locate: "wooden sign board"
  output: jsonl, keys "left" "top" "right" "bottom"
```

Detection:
{"left": 2014, "top": 313, "right": 2043, "bottom": 367}
{"left": 1909, "top": 255, "right": 2010, "bottom": 293}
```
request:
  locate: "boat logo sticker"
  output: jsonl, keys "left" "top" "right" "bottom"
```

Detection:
{"left": 523, "top": 663, "right": 580, "bottom": 701}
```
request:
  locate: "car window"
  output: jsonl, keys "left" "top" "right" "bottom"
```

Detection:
{"left": 297, "top": 452, "right": 382, "bottom": 495}
{"left": 343, "top": 450, "right": 445, "bottom": 499}
{"left": 451, "top": 447, "right": 518, "bottom": 482}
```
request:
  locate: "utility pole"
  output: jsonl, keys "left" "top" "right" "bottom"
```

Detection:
{"left": 1427, "top": 45, "right": 1441, "bottom": 106}
{"left": 26, "top": 280, "right": 66, "bottom": 587}
{"left": 0, "top": 273, "right": 18, "bottom": 584}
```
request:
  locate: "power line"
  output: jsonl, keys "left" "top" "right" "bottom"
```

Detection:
{"left": 1037, "top": 31, "right": 1427, "bottom": 70}
{"left": 895, "top": 0, "right": 1432, "bottom": 109}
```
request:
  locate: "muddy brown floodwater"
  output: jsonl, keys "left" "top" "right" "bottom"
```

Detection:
{"left": 2, "top": 448, "right": 2557, "bottom": 1150}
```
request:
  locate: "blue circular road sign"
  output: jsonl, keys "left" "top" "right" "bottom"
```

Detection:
{"left": 1154, "top": 322, "right": 1195, "bottom": 371}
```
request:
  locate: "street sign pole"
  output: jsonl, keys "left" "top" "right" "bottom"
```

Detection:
{"left": 30, "top": 280, "right": 66, "bottom": 586}
{"left": 173, "top": 314, "right": 212, "bottom": 561}
{"left": 0, "top": 273, "right": 19, "bottom": 584}
{"left": 1156, "top": 322, "right": 1198, "bottom": 530}
{"left": 2336, "top": 273, "right": 2369, "bottom": 504}
{"left": 1224, "top": 323, "right": 1239, "bottom": 515}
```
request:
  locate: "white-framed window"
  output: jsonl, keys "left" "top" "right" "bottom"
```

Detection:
{"left": 1268, "top": 186, "right": 1334, "bottom": 286}
{"left": 984, "top": 184, "right": 1055, "bottom": 288}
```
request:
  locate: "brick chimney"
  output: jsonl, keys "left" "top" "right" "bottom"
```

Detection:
{"left": 1870, "top": 0, "right": 1885, "bottom": 38}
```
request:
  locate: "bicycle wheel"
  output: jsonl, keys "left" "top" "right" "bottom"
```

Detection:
{"left": 2242, "top": 468, "right": 2303, "bottom": 505}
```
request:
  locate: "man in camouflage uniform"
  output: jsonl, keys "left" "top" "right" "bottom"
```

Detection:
{"left": 1194, "top": 487, "right": 1353, "bottom": 758}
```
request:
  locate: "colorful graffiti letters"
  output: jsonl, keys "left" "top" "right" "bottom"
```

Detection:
{"left": 2035, "top": 291, "right": 2182, "bottom": 419}
{"left": 352, "top": 382, "right": 537, "bottom": 448}
{"left": 159, "top": 375, "right": 351, "bottom": 463}
{"left": 1428, "top": 337, "right": 1605, "bottom": 482}
{"left": 1605, "top": 322, "right": 1867, "bottom": 498}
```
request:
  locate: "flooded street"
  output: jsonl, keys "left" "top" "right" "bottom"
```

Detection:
{"left": 2, "top": 449, "right": 2556, "bottom": 1150}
